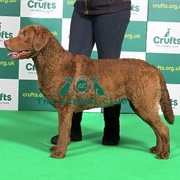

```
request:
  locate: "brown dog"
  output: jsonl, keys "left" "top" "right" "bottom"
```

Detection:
{"left": 4, "top": 25, "right": 174, "bottom": 159}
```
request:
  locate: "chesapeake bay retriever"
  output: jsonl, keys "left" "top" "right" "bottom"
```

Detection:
{"left": 4, "top": 25, "right": 174, "bottom": 159}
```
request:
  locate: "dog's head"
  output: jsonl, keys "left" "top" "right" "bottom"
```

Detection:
{"left": 4, "top": 25, "right": 52, "bottom": 59}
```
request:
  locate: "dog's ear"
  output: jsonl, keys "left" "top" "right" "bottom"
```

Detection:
{"left": 33, "top": 26, "right": 52, "bottom": 51}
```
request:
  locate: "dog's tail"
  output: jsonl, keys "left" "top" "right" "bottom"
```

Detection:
{"left": 159, "top": 73, "right": 174, "bottom": 124}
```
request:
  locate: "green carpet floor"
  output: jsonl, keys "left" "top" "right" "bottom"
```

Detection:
{"left": 0, "top": 110, "right": 180, "bottom": 180}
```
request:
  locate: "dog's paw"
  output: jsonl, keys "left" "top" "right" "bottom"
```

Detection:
{"left": 156, "top": 152, "right": 169, "bottom": 160}
{"left": 50, "top": 145, "right": 58, "bottom": 152}
{"left": 50, "top": 151, "right": 66, "bottom": 159}
{"left": 150, "top": 146, "right": 157, "bottom": 153}
{"left": 149, "top": 146, "right": 161, "bottom": 154}
{"left": 50, "top": 146, "right": 66, "bottom": 159}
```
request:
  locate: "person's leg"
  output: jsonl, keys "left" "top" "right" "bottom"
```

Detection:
{"left": 69, "top": 10, "right": 94, "bottom": 55}
{"left": 93, "top": 10, "right": 131, "bottom": 145}
{"left": 93, "top": 10, "right": 130, "bottom": 59}
{"left": 51, "top": 9, "right": 94, "bottom": 144}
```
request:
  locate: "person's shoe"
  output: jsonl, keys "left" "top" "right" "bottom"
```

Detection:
{"left": 51, "top": 135, "right": 58, "bottom": 145}
{"left": 102, "top": 135, "right": 120, "bottom": 146}
{"left": 70, "top": 132, "right": 82, "bottom": 142}
{"left": 102, "top": 127, "right": 120, "bottom": 146}
{"left": 50, "top": 133, "right": 82, "bottom": 145}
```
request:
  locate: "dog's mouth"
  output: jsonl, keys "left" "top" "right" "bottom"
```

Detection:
{"left": 7, "top": 49, "right": 31, "bottom": 59}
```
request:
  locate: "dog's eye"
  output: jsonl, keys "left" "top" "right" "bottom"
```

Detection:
{"left": 19, "top": 32, "right": 26, "bottom": 38}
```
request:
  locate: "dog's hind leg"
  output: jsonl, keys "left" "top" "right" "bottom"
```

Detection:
{"left": 129, "top": 101, "right": 163, "bottom": 154}
{"left": 149, "top": 118, "right": 169, "bottom": 159}
{"left": 149, "top": 129, "right": 162, "bottom": 154}
{"left": 130, "top": 101, "right": 162, "bottom": 153}
{"left": 132, "top": 102, "right": 170, "bottom": 159}
{"left": 151, "top": 119, "right": 169, "bottom": 159}
{"left": 50, "top": 107, "right": 72, "bottom": 158}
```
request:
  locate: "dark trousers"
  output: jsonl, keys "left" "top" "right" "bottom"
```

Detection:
{"left": 69, "top": 9, "right": 131, "bottom": 138}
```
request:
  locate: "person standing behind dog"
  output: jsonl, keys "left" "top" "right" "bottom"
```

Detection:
{"left": 51, "top": 0, "right": 131, "bottom": 145}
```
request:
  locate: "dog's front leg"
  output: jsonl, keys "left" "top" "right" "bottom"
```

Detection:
{"left": 50, "top": 107, "right": 72, "bottom": 158}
